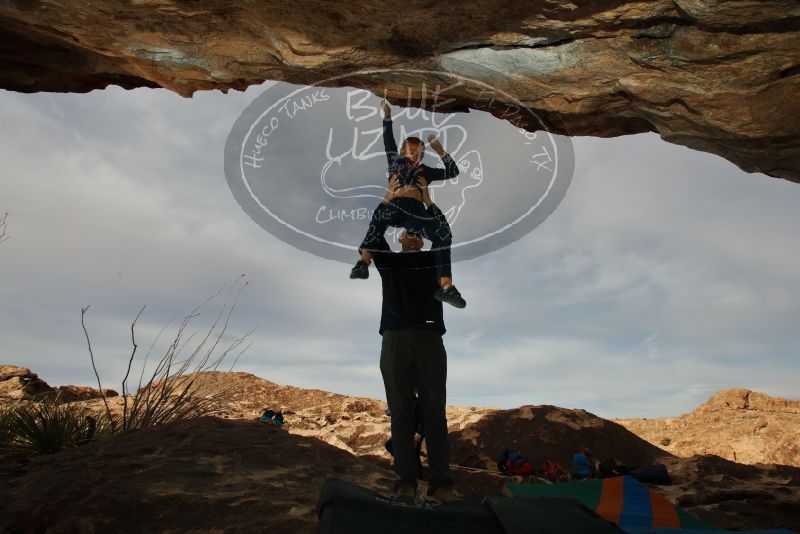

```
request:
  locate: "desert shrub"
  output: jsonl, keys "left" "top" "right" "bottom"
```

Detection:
{"left": 0, "top": 398, "right": 118, "bottom": 458}
{"left": 0, "top": 407, "right": 11, "bottom": 451}
{"left": 660, "top": 437, "right": 672, "bottom": 447}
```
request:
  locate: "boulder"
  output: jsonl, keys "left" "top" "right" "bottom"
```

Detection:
{"left": 0, "top": 1, "right": 797, "bottom": 181}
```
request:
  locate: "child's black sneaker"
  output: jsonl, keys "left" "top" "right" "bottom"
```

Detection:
{"left": 435, "top": 286, "right": 466, "bottom": 308}
{"left": 350, "top": 260, "right": 369, "bottom": 279}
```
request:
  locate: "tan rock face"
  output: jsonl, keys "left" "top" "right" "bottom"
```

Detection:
{"left": 51, "top": 385, "right": 119, "bottom": 403}
{"left": 0, "top": 364, "right": 117, "bottom": 404}
{"left": 140, "top": 371, "right": 496, "bottom": 459}
{"left": 73, "top": 372, "right": 800, "bottom": 473}
{"left": 75, "top": 372, "right": 671, "bottom": 470}
{"left": 0, "top": 365, "right": 56, "bottom": 401}
{"left": 615, "top": 388, "right": 800, "bottom": 467}
{"left": 0, "top": 1, "right": 798, "bottom": 181}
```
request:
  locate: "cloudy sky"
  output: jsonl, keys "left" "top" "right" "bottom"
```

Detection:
{"left": 1, "top": 80, "right": 798, "bottom": 419}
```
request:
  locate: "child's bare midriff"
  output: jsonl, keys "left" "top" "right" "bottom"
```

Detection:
{"left": 387, "top": 177, "right": 425, "bottom": 204}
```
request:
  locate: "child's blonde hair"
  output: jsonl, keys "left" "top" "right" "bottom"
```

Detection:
{"left": 400, "top": 137, "right": 425, "bottom": 152}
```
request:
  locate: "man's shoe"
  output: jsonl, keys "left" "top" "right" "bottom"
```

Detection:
{"left": 391, "top": 483, "right": 417, "bottom": 504}
{"left": 350, "top": 260, "right": 369, "bottom": 279}
{"left": 435, "top": 286, "right": 466, "bottom": 308}
{"left": 426, "top": 486, "right": 463, "bottom": 504}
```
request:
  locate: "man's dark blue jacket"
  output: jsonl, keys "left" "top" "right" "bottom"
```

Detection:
{"left": 373, "top": 236, "right": 446, "bottom": 336}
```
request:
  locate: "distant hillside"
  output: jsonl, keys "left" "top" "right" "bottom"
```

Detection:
{"left": 615, "top": 388, "right": 800, "bottom": 467}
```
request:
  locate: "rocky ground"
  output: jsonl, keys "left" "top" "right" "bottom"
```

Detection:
{"left": 1, "top": 368, "right": 799, "bottom": 532}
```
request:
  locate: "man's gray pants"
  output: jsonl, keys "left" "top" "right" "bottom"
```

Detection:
{"left": 380, "top": 328, "right": 455, "bottom": 491}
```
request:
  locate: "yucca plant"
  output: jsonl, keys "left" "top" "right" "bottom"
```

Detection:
{"left": 5, "top": 401, "right": 78, "bottom": 455}
{"left": 0, "top": 398, "right": 118, "bottom": 458}
{"left": 0, "top": 406, "right": 12, "bottom": 453}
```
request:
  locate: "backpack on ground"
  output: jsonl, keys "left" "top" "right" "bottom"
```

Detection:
{"left": 541, "top": 460, "right": 568, "bottom": 483}
{"left": 598, "top": 458, "right": 637, "bottom": 478}
{"left": 630, "top": 463, "right": 671, "bottom": 485}
{"left": 259, "top": 409, "right": 284, "bottom": 427}
{"left": 497, "top": 448, "right": 535, "bottom": 477}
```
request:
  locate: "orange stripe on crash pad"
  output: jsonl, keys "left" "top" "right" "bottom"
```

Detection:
{"left": 596, "top": 476, "right": 624, "bottom": 525}
{"left": 649, "top": 489, "right": 680, "bottom": 527}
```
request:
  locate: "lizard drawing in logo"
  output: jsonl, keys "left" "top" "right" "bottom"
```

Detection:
{"left": 428, "top": 149, "right": 483, "bottom": 226}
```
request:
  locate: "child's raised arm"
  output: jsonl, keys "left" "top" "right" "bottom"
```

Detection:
{"left": 422, "top": 133, "right": 459, "bottom": 182}
{"left": 381, "top": 100, "right": 398, "bottom": 165}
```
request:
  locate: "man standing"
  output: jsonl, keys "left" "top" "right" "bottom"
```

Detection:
{"left": 373, "top": 200, "right": 462, "bottom": 504}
